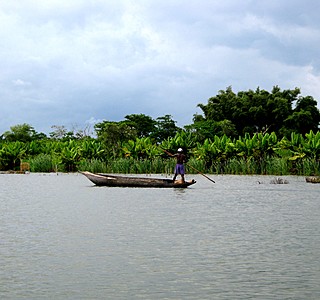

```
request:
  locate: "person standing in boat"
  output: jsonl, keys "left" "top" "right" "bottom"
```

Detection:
{"left": 172, "top": 148, "right": 187, "bottom": 183}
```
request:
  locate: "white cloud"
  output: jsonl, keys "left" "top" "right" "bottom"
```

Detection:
{"left": 12, "top": 79, "right": 31, "bottom": 86}
{"left": 0, "top": 0, "right": 319, "bottom": 134}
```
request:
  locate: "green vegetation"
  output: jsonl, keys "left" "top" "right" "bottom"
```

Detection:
{"left": 1, "top": 87, "right": 319, "bottom": 175}
{"left": 192, "top": 86, "right": 320, "bottom": 138}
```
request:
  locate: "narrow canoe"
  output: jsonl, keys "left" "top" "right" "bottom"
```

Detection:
{"left": 81, "top": 171, "right": 196, "bottom": 188}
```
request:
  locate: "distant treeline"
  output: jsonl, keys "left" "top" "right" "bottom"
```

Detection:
{"left": 1, "top": 86, "right": 319, "bottom": 175}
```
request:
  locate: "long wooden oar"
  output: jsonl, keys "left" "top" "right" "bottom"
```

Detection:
{"left": 186, "top": 163, "right": 215, "bottom": 183}
{"left": 162, "top": 148, "right": 215, "bottom": 183}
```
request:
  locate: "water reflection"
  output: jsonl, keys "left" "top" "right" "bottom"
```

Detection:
{"left": 173, "top": 187, "right": 187, "bottom": 197}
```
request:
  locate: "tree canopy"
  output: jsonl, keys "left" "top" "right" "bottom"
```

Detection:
{"left": 194, "top": 86, "right": 320, "bottom": 139}
{"left": 93, "top": 114, "right": 180, "bottom": 148}
{"left": 1, "top": 123, "right": 46, "bottom": 142}
{"left": 124, "top": 114, "right": 156, "bottom": 138}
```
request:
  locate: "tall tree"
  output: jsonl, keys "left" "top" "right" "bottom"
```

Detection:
{"left": 124, "top": 114, "right": 156, "bottom": 138}
{"left": 196, "top": 86, "right": 319, "bottom": 137}
{"left": 284, "top": 95, "right": 320, "bottom": 134}
{"left": 94, "top": 121, "right": 137, "bottom": 158}
{"left": 2, "top": 123, "right": 39, "bottom": 142}
{"left": 49, "top": 125, "right": 71, "bottom": 140}
{"left": 151, "top": 114, "right": 180, "bottom": 142}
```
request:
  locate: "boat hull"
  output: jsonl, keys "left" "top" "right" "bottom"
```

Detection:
{"left": 81, "top": 172, "right": 196, "bottom": 188}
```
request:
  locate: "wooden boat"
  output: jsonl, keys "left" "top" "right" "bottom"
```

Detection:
{"left": 306, "top": 176, "right": 320, "bottom": 183}
{"left": 81, "top": 171, "right": 196, "bottom": 188}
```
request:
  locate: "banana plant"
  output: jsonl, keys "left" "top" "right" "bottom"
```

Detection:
{"left": 303, "top": 130, "right": 320, "bottom": 159}
{"left": 25, "top": 140, "right": 44, "bottom": 157}
{"left": 122, "top": 137, "right": 160, "bottom": 159}
{"left": 193, "top": 139, "right": 219, "bottom": 160}
{"left": 80, "top": 140, "right": 105, "bottom": 160}
{"left": 41, "top": 140, "right": 60, "bottom": 155}
{"left": 216, "top": 135, "right": 235, "bottom": 160}
{"left": 172, "top": 131, "right": 196, "bottom": 149}
{"left": 159, "top": 131, "right": 196, "bottom": 155}
{"left": 253, "top": 132, "right": 278, "bottom": 158}
{"left": 0, "top": 141, "right": 26, "bottom": 170}
{"left": 59, "top": 140, "right": 81, "bottom": 171}
{"left": 234, "top": 135, "right": 250, "bottom": 158}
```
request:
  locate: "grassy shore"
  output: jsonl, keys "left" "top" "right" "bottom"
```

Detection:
{"left": 28, "top": 154, "right": 319, "bottom": 176}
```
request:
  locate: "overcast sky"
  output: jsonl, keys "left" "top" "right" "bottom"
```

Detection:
{"left": 1, "top": 0, "right": 320, "bottom": 135}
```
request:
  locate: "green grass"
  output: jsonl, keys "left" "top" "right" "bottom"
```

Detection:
{"left": 296, "top": 159, "right": 320, "bottom": 176}
{"left": 29, "top": 156, "right": 319, "bottom": 176}
{"left": 29, "top": 154, "right": 57, "bottom": 172}
{"left": 78, "top": 159, "right": 108, "bottom": 173}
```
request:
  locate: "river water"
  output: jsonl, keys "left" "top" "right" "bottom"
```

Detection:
{"left": 1, "top": 173, "right": 319, "bottom": 299}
